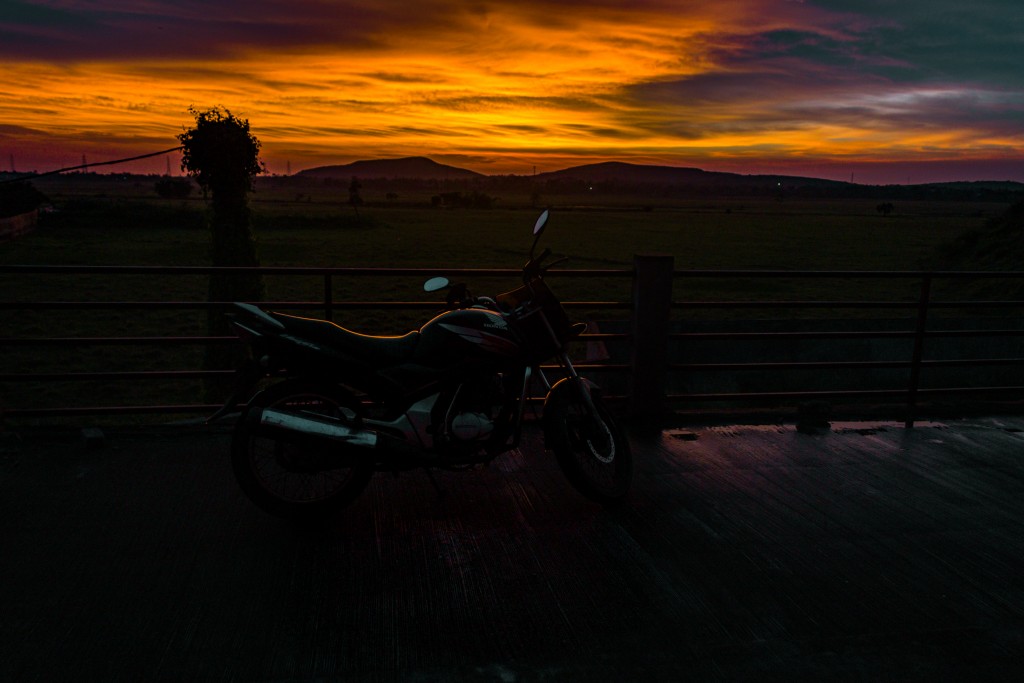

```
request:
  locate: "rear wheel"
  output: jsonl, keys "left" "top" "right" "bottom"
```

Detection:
{"left": 231, "top": 381, "right": 374, "bottom": 523}
{"left": 544, "top": 381, "right": 632, "bottom": 504}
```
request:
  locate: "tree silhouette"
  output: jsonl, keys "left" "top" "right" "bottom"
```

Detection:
{"left": 0, "top": 180, "right": 47, "bottom": 218}
{"left": 178, "top": 107, "right": 265, "bottom": 397}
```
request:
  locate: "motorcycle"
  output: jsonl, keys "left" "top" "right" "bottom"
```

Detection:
{"left": 209, "top": 210, "right": 631, "bottom": 521}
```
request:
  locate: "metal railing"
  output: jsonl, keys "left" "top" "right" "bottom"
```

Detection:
{"left": 2, "top": 263, "right": 1023, "bottom": 425}
{"left": 661, "top": 268, "right": 1024, "bottom": 426}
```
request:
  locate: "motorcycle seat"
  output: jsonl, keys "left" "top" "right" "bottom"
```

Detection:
{"left": 272, "top": 313, "right": 420, "bottom": 366}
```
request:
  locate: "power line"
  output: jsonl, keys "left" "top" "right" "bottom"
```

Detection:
{"left": 1, "top": 146, "right": 183, "bottom": 185}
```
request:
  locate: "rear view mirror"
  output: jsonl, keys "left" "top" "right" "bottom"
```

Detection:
{"left": 529, "top": 210, "right": 550, "bottom": 260}
{"left": 533, "top": 209, "right": 549, "bottom": 236}
{"left": 423, "top": 276, "right": 450, "bottom": 293}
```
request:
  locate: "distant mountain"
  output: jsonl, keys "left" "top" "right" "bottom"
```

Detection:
{"left": 534, "top": 161, "right": 849, "bottom": 188}
{"left": 296, "top": 157, "right": 1024, "bottom": 194}
{"left": 917, "top": 181, "right": 1024, "bottom": 192}
{"left": 298, "top": 156, "right": 484, "bottom": 180}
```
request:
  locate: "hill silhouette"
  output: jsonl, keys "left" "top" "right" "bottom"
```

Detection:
{"left": 534, "top": 161, "right": 851, "bottom": 189}
{"left": 299, "top": 157, "right": 845, "bottom": 187}
{"left": 298, "top": 157, "right": 483, "bottom": 180}
{"left": 295, "top": 156, "right": 1024, "bottom": 200}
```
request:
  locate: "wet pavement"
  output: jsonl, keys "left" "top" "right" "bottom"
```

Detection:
{"left": 2, "top": 417, "right": 1024, "bottom": 681}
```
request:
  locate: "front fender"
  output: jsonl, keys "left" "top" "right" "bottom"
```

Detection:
{"left": 543, "top": 376, "right": 600, "bottom": 411}
{"left": 542, "top": 377, "right": 601, "bottom": 443}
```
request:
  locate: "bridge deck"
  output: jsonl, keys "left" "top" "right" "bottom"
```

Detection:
{"left": 2, "top": 418, "right": 1023, "bottom": 681}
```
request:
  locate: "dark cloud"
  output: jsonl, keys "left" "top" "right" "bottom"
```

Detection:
{"left": 809, "top": 0, "right": 1024, "bottom": 87}
{"left": 617, "top": 3, "right": 1024, "bottom": 144}
{"left": 0, "top": 0, "right": 409, "bottom": 60}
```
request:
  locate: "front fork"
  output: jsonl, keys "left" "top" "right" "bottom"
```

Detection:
{"left": 531, "top": 303, "right": 600, "bottom": 420}
{"left": 550, "top": 350, "right": 602, "bottom": 419}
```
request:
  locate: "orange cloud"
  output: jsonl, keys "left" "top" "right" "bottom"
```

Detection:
{"left": 2, "top": 0, "right": 1021, "bottom": 181}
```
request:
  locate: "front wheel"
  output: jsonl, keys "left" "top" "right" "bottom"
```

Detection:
{"left": 544, "top": 379, "right": 632, "bottom": 504}
{"left": 231, "top": 380, "right": 375, "bottom": 523}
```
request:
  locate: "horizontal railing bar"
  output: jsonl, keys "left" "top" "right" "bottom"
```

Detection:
{"left": 0, "top": 366, "right": 632, "bottom": 382}
{"left": 669, "top": 386, "right": 1024, "bottom": 402}
{"left": 671, "top": 331, "right": 918, "bottom": 341}
{"left": 577, "top": 333, "right": 630, "bottom": 340}
{"left": 0, "top": 336, "right": 237, "bottom": 346}
{"left": 670, "top": 389, "right": 911, "bottom": 401}
{"left": 674, "top": 300, "right": 919, "bottom": 309}
{"left": 914, "top": 386, "right": 1024, "bottom": 395}
{"left": 0, "top": 300, "right": 631, "bottom": 311}
{"left": 5, "top": 299, "right": 1017, "bottom": 312}
{"left": 9, "top": 329, "right": 1018, "bottom": 347}
{"left": 13, "top": 384, "right": 1017, "bottom": 418}
{"left": 6, "top": 265, "right": 1023, "bottom": 279}
{"left": 920, "top": 329, "right": 1024, "bottom": 338}
{"left": 2, "top": 404, "right": 223, "bottom": 418}
{"left": 670, "top": 270, "right": 1024, "bottom": 279}
{"left": 672, "top": 358, "right": 1024, "bottom": 372}
{"left": 670, "top": 329, "right": 1024, "bottom": 341}
{"left": 675, "top": 300, "right": 1024, "bottom": 310}
{"left": 0, "top": 370, "right": 235, "bottom": 382}
{"left": 540, "top": 364, "right": 630, "bottom": 372}
{"left": 674, "top": 361, "right": 909, "bottom": 372}
{"left": 0, "top": 264, "right": 633, "bottom": 277}
{"left": 921, "top": 358, "right": 1024, "bottom": 367}
{"left": 0, "top": 332, "right": 629, "bottom": 346}
{"left": 0, "top": 301, "right": 358, "bottom": 310}
{"left": 929, "top": 300, "right": 1024, "bottom": 308}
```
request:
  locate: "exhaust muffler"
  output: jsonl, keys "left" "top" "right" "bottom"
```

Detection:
{"left": 247, "top": 407, "right": 379, "bottom": 449}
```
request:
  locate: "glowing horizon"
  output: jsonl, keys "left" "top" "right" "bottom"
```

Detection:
{"left": 2, "top": 1, "right": 1022, "bottom": 184}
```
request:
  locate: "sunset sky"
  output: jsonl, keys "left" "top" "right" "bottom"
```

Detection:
{"left": 2, "top": 0, "right": 1022, "bottom": 183}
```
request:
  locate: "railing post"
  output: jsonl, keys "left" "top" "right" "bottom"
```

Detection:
{"left": 905, "top": 274, "right": 932, "bottom": 429}
{"left": 629, "top": 254, "right": 674, "bottom": 430}
{"left": 324, "top": 274, "right": 334, "bottom": 321}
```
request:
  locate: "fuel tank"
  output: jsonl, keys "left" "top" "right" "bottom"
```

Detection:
{"left": 415, "top": 308, "right": 520, "bottom": 366}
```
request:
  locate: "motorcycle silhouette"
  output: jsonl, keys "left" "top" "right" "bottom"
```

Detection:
{"left": 210, "top": 211, "right": 631, "bottom": 521}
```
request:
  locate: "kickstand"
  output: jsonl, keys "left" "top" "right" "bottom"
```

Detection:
{"left": 423, "top": 467, "right": 447, "bottom": 501}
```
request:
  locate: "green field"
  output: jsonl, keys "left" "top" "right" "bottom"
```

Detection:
{"left": 2, "top": 183, "right": 1006, "bottom": 317}
{"left": 1, "top": 174, "right": 1016, "bottom": 419}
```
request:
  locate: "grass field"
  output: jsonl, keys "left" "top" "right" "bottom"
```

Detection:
{"left": 1, "top": 175, "right": 1016, "bottom": 419}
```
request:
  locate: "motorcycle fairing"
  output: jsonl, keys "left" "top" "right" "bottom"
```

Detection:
{"left": 436, "top": 323, "right": 520, "bottom": 356}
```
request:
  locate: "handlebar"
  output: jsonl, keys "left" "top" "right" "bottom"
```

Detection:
{"left": 523, "top": 247, "right": 570, "bottom": 281}
{"left": 528, "top": 247, "right": 552, "bottom": 270}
